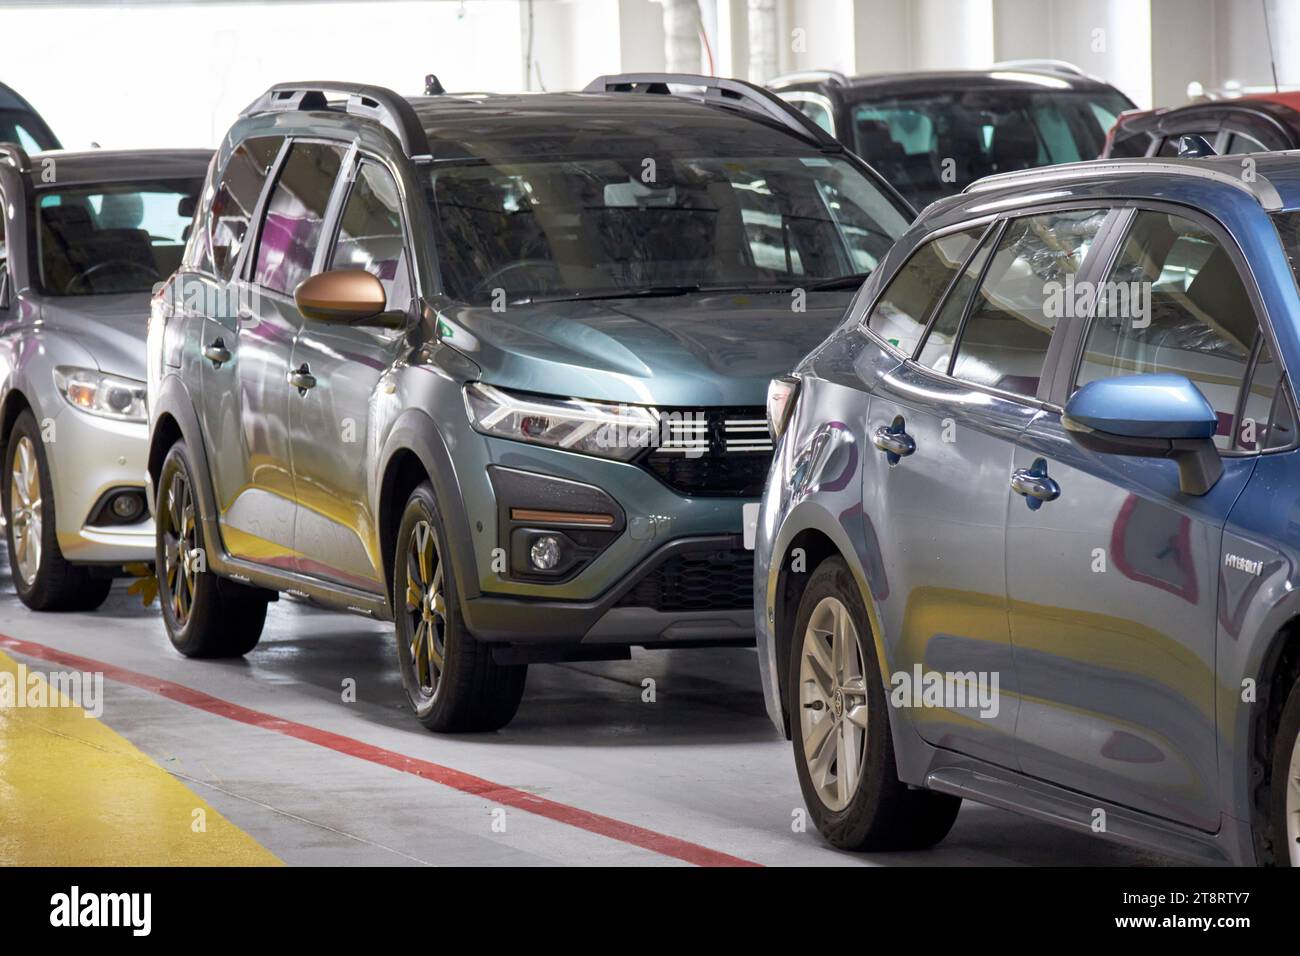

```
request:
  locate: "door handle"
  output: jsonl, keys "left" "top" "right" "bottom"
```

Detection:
{"left": 873, "top": 420, "right": 916, "bottom": 463}
{"left": 1010, "top": 458, "right": 1060, "bottom": 510}
{"left": 288, "top": 363, "right": 316, "bottom": 395}
{"left": 203, "top": 337, "right": 231, "bottom": 368}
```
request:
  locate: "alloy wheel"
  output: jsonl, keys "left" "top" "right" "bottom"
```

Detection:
{"left": 403, "top": 519, "right": 447, "bottom": 701}
{"left": 161, "top": 467, "right": 197, "bottom": 626}
{"left": 9, "top": 436, "right": 43, "bottom": 586}
{"left": 799, "top": 595, "right": 869, "bottom": 812}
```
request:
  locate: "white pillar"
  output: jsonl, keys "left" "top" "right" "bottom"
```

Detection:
{"left": 663, "top": 0, "right": 703, "bottom": 73}
{"left": 747, "top": 0, "right": 780, "bottom": 83}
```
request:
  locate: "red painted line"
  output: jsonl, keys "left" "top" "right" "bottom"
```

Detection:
{"left": 0, "top": 634, "right": 760, "bottom": 868}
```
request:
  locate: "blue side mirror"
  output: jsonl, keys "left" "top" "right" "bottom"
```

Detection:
{"left": 1064, "top": 374, "right": 1219, "bottom": 440}
{"left": 1063, "top": 374, "right": 1223, "bottom": 495}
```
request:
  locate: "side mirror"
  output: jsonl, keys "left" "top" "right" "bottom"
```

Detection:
{"left": 295, "top": 269, "right": 387, "bottom": 324}
{"left": 1063, "top": 373, "right": 1223, "bottom": 496}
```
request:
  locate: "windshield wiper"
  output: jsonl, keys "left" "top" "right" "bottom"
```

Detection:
{"left": 800, "top": 273, "right": 872, "bottom": 291}
{"left": 513, "top": 285, "right": 706, "bottom": 305}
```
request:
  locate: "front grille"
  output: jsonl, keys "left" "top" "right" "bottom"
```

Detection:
{"left": 638, "top": 406, "right": 773, "bottom": 496}
{"left": 616, "top": 548, "right": 754, "bottom": 612}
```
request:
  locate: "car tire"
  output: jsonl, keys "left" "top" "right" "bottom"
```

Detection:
{"left": 1266, "top": 672, "right": 1300, "bottom": 866}
{"left": 789, "top": 556, "right": 961, "bottom": 851}
{"left": 2, "top": 409, "right": 112, "bottom": 612}
{"left": 393, "top": 480, "right": 526, "bottom": 733}
{"left": 155, "top": 441, "right": 268, "bottom": 658}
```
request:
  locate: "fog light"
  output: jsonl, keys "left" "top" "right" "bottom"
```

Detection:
{"left": 529, "top": 535, "right": 562, "bottom": 571}
{"left": 110, "top": 492, "right": 144, "bottom": 521}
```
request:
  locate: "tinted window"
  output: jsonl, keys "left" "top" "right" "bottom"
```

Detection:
{"left": 35, "top": 180, "right": 204, "bottom": 296}
{"left": 1076, "top": 211, "right": 1259, "bottom": 450}
{"left": 1239, "top": 339, "right": 1292, "bottom": 451}
{"left": 1225, "top": 131, "right": 1267, "bottom": 154}
{"left": 850, "top": 89, "right": 1132, "bottom": 208}
{"left": 203, "top": 136, "right": 282, "bottom": 280}
{"left": 865, "top": 225, "right": 984, "bottom": 355}
{"left": 952, "top": 209, "right": 1105, "bottom": 396}
{"left": 329, "top": 162, "right": 412, "bottom": 311}
{"left": 253, "top": 142, "right": 345, "bottom": 295}
{"left": 916, "top": 231, "right": 996, "bottom": 372}
{"left": 787, "top": 97, "right": 834, "bottom": 135}
{"left": 429, "top": 154, "right": 909, "bottom": 305}
{"left": 1107, "top": 129, "right": 1152, "bottom": 158}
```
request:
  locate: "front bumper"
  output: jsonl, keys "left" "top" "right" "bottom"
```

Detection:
{"left": 47, "top": 405, "right": 152, "bottom": 564}
{"left": 457, "top": 433, "right": 762, "bottom": 646}
{"left": 461, "top": 534, "right": 755, "bottom": 645}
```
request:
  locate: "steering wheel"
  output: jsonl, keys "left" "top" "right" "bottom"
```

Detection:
{"left": 469, "top": 260, "right": 562, "bottom": 301}
{"left": 64, "top": 260, "right": 159, "bottom": 295}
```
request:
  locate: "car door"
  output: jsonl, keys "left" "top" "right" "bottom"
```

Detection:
{"left": 204, "top": 138, "right": 346, "bottom": 569}
{"left": 1006, "top": 206, "right": 1263, "bottom": 830}
{"left": 862, "top": 207, "right": 1109, "bottom": 769}
{"left": 192, "top": 136, "right": 284, "bottom": 560}
{"left": 289, "top": 156, "right": 415, "bottom": 590}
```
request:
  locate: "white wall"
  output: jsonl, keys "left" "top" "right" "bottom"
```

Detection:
{"left": 2, "top": 0, "right": 1294, "bottom": 153}
{"left": 2, "top": 0, "right": 524, "bottom": 150}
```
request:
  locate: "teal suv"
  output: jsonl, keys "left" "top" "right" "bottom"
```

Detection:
{"left": 146, "top": 75, "right": 912, "bottom": 731}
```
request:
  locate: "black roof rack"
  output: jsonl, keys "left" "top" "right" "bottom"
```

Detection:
{"left": 0, "top": 141, "right": 31, "bottom": 173}
{"left": 583, "top": 72, "right": 839, "bottom": 149}
{"left": 241, "top": 82, "right": 432, "bottom": 159}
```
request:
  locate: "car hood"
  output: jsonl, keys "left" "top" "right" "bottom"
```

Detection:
{"left": 38, "top": 293, "right": 150, "bottom": 381}
{"left": 435, "top": 290, "right": 857, "bottom": 407}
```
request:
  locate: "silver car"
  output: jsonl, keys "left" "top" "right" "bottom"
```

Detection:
{"left": 0, "top": 144, "right": 208, "bottom": 610}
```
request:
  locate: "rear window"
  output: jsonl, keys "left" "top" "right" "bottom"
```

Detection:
{"left": 850, "top": 86, "right": 1132, "bottom": 208}
{"left": 35, "top": 179, "right": 203, "bottom": 296}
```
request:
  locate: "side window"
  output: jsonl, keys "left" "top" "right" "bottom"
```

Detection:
{"left": 1107, "top": 130, "right": 1153, "bottom": 158}
{"left": 329, "top": 162, "right": 412, "bottom": 311}
{"left": 794, "top": 99, "right": 834, "bottom": 136}
{"left": 1075, "top": 210, "right": 1259, "bottom": 450}
{"left": 950, "top": 209, "right": 1106, "bottom": 396}
{"left": 1224, "top": 131, "right": 1267, "bottom": 154}
{"left": 253, "top": 141, "right": 345, "bottom": 295}
{"left": 864, "top": 225, "right": 984, "bottom": 356}
{"left": 203, "top": 136, "right": 282, "bottom": 280}
{"left": 1239, "top": 339, "right": 1293, "bottom": 451}
{"left": 916, "top": 230, "right": 996, "bottom": 372}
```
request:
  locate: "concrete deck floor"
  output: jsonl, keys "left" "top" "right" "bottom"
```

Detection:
{"left": 0, "top": 560, "right": 1183, "bottom": 866}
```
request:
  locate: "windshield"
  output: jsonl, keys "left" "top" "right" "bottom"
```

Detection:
{"left": 36, "top": 179, "right": 202, "bottom": 296}
{"left": 851, "top": 88, "right": 1132, "bottom": 209}
{"left": 428, "top": 153, "right": 910, "bottom": 305}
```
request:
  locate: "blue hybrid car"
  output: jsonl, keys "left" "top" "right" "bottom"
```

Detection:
{"left": 757, "top": 152, "right": 1300, "bottom": 865}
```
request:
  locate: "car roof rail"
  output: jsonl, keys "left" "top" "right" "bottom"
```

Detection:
{"left": 991, "top": 58, "right": 1088, "bottom": 77}
{"left": 241, "top": 81, "right": 432, "bottom": 159}
{"left": 583, "top": 72, "right": 839, "bottom": 149}
{"left": 0, "top": 141, "right": 31, "bottom": 173}
{"left": 767, "top": 69, "right": 850, "bottom": 89}
{"left": 963, "top": 157, "right": 1284, "bottom": 211}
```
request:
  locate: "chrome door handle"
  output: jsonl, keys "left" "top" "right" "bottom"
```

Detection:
{"left": 873, "top": 422, "right": 916, "bottom": 461}
{"left": 288, "top": 363, "right": 316, "bottom": 395}
{"left": 203, "top": 338, "right": 231, "bottom": 368}
{"left": 1010, "top": 458, "right": 1060, "bottom": 510}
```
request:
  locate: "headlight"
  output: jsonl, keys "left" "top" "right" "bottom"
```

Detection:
{"left": 464, "top": 382, "right": 659, "bottom": 461}
{"left": 766, "top": 375, "right": 800, "bottom": 440}
{"left": 53, "top": 366, "right": 147, "bottom": 423}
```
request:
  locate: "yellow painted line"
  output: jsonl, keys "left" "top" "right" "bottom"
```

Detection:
{"left": 0, "top": 649, "right": 280, "bottom": 866}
